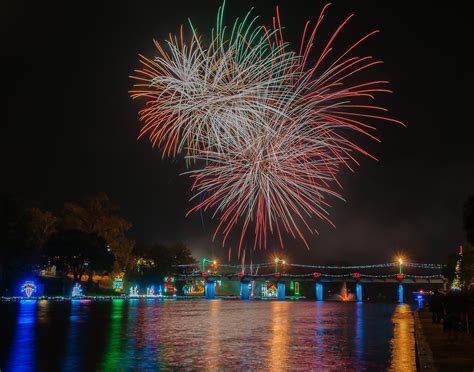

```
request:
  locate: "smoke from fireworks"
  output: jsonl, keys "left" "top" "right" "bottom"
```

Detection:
{"left": 129, "top": 2, "right": 403, "bottom": 255}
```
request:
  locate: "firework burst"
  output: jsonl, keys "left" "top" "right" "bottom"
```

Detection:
{"left": 129, "top": 2, "right": 403, "bottom": 254}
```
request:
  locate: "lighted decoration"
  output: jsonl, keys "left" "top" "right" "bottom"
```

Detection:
{"left": 398, "top": 257, "right": 404, "bottom": 274}
{"left": 313, "top": 272, "right": 321, "bottom": 279}
{"left": 72, "top": 283, "right": 83, "bottom": 298}
{"left": 146, "top": 286, "right": 155, "bottom": 297}
{"left": 183, "top": 281, "right": 204, "bottom": 295}
{"left": 451, "top": 245, "right": 463, "bottom": 290}
{"left": 200, "top": 258, "right": 217, "bottom": 272}
{"left": 274, "top": 258, "right": 286, "bottom": 273}
{"left": 113, "top": 274, "right": 124, "bottom": 292}
{"left": 163, "top": 276, "right": 177, "bottom": 295}
{"left": 352, "top": 273, "right": 361, "bottom": 279}
{"left": 21, "top": 281, "right": 37, "bottom": 298}
{"left": 396, "top": 273, "right": 404, "bottom": 280}
{"left": 163, "top": 283, "right": 176, "bottom": 295}
{"left": 129, "top": 285, "right": 139, "bottom": 297}
{"left": 261, "top": 281, "right": 277, "bottom": 297}
{"left": 183, "top": 284, "right": 192, "bottom": 295}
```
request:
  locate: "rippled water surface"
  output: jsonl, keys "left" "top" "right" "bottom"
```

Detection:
{"left": 0, "top": 300, "right": 415, "bottom": 371}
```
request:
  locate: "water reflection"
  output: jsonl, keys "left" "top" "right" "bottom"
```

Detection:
{"left": 6, "top": 300, "right": 37, "bottom": 372}
{"left": 389, "top": 304, "right": 416, "bottom": 371}
{"left": 354, "top": 302, "right": 364, "bottom": 369}
{"left": 270, "top": 302, "right": 290, "bottom": 370}
{"left": 123, "top": 299, "right": 139, "bottom": 367}
{"left": 204, "top": 300, "right": 221, "bottom": 369}
{"left": 0, "top": 301, "right": 418, "bottom": 370}
{"left": 100, "top": 299, "right": 124, "bottom": 370}
{"left": 63, "top": 300, "right": 86, "bottom": 370}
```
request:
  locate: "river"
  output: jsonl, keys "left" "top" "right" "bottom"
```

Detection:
{"left": 0, "top": 300, "right": 416, "bottom": 371}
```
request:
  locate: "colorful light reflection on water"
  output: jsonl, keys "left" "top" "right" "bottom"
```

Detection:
{"left": 0, "top": 301, "right": 416, "bottom": 371}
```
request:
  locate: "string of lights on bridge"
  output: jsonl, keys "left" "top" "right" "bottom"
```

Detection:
{"left": 175, "top": 257, "right": 446, "bottom": 281}
{"left": 180, "top": 272, "right": 444, "bottom": 279}
{"left": 177, "top": 261, "right": 445, "bottom": 270}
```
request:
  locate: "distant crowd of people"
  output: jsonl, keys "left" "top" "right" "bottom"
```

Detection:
{"left": 428, "top": 285, "right": 474, "bottom": 335}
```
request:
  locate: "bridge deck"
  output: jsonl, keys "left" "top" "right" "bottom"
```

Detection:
{"left": 178, "top": 275, "right": 446, "bottom": 284}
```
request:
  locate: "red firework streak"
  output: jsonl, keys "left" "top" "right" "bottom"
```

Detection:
{"left": 129, "top": 3, "right": 404, "bottom": 257}
{"left": 187, "top": 4, "right": 403, "bottom": 256}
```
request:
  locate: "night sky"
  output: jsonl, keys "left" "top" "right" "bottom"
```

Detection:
{"left": 2, "top": 1, "right": 473, "bottom": 264}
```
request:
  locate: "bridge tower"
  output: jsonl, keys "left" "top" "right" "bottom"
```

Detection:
{"left": 356, "top": 282, "right": 363, "bottom": 302}
{"left": 398, "top": 284, "right": 404, "bottom": 304}
{"left": 277, "top": 282, "right": 286, "bottom": 301}
{"left": 205, "top": 280, "right": 216, "bottom": 299}
{"left": 240, "top": 280, "right": 250, "bottom": 300}
{"left": 315, "top": 282, "right": 324, "bottom": 301}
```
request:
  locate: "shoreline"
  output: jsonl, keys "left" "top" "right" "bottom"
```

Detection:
{"left": 414, "top": 307, "right": 474, "bottom": 371}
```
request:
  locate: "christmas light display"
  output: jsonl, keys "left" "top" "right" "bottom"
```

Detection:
{"left": 146, "top": 286, "right": 155, "bottom": 297}
{"left": 261, "top": 281, "right": 277, "bottom": 298}
{"left": 177, "top": 261, "right": 445, "bottom": 270}
{"left": 183, "top": 281, "right": 204, "bottom": 295}
{"left": 451, "top": 245, "right": 463, "bottom": 290}
{"left": 274, "top": 258, "right": 286, "bottom": 273}
{"left": 113, "top": 275, "right": 124, "bottom": 292}
{"left": 21, "top": 281, "right": 37, "bottom": 298}
{"left": 129, "top": 286, "right": 139, "bottom": 297}
{"left": 72, "top": 283, "right": 83, "bottom": 298}
{"left": 1, "top": 257, "right": 447, "bottom": 303}
{"left": 200, "top": 258, "right": 217, "bottom": 273}
{"left": 163, "top": 277, "right": 176, "bottom": 295}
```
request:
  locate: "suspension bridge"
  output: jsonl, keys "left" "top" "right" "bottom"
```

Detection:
{"left": 176, "top": 258, "right": 447, "bottom": 302}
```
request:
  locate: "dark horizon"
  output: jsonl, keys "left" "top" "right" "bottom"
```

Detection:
{"left": 2, "top": 0, "right": 473, "bottom": 264}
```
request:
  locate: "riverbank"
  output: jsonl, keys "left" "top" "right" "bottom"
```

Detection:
{"left": 415, "top": 307, "right": 474, "bottom": 371}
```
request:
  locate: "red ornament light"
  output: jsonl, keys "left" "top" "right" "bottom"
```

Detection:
{"left": 313, "top": 272, "right": 321, "bottom": 279}
{"left": 237, "top": 272, "right": 244, "bottom": 278}
{"left": 396, "top": 273, "right": 404, "bottom": 280}
{"left": 352, "top": 272, "right": 361, "bottom": 279}
{"left": 201, "top": 272, "right": 209, "bottom": 277}
{"left": 274, "top": 272, "right": 281, "bottom": 278}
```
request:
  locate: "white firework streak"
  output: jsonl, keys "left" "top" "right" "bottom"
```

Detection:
{"left": 129, "top": 2, "right": 403, "bottom": 254}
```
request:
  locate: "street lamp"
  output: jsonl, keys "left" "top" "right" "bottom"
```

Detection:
{"left": 274, "top": 258, "right": 286, "bottom": 273}
{"left": 201, "top": 258, "right": 216, "bottom": 272}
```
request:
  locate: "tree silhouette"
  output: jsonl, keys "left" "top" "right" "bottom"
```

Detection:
{"left": 45, "top": 230, "right": 114, "bottom": 280}
{"left": 62, "top": 192, "right": 135, "bottom": 271}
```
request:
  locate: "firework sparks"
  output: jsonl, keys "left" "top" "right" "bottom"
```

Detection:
{"left": 129, "top": 2, "right": 403, "bottom": 255}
